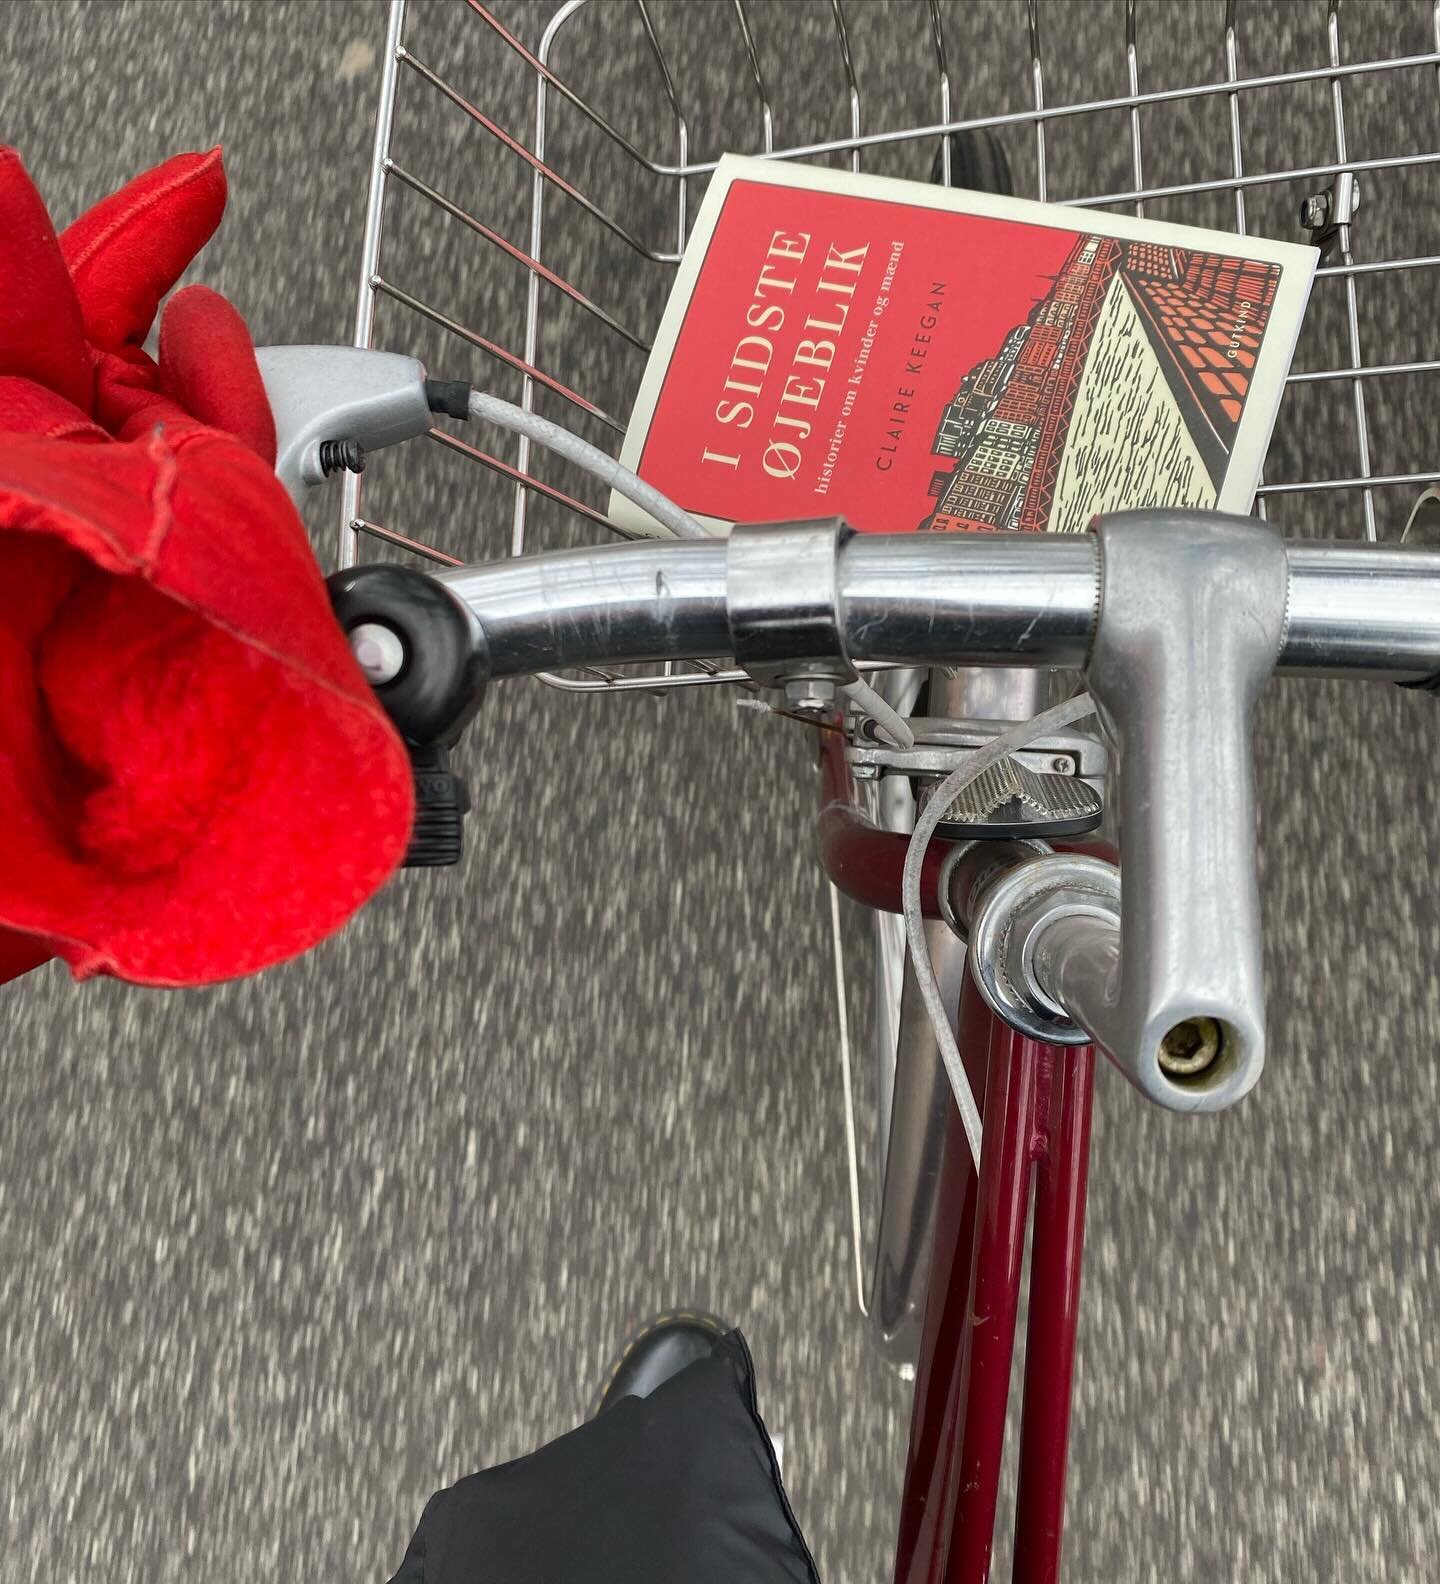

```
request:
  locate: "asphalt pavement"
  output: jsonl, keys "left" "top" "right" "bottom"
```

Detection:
{"left": 3, "top": 3, "right": 1439, "bottom": 1581}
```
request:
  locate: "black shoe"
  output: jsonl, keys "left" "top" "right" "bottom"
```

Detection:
{"left": 592, "top": 1310, "right": 732, "bottom": 1417}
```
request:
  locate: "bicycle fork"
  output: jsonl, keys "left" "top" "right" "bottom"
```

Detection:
{"left": 895, "top": 979, "right": 1095, "bottom": 1584}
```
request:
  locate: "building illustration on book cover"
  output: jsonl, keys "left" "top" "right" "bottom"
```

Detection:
{"left": 920, "top": 235, "right": 1281, "bottom": 532}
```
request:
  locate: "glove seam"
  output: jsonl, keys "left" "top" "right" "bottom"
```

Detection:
{"left": 43, "top": 419, "right": 109, "bottom": 443}
{"left": 64, "top": 147, "right": 222, "bottom": 280}
{"left": 142, "top": 427, "right": 179, "bottom": 565}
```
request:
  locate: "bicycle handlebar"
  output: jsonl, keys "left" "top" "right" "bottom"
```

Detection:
{"left": 250, "top": 344, "right": 1439, "bottom": 684}
{"left": 418, "top": 511, "right": 1440, "bottom": 1116}
{"left": 433, "top": 524, "right": 1440, "bottom": 686}
{"left": 275, "top": 346, "right": 1437, "bottom": 1113}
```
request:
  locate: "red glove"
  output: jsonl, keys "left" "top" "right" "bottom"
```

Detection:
{"left": 0, "top": 147, "right": 413, "bottom": 986}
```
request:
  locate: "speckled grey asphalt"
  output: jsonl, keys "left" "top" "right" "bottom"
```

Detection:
{"left": 4, "top": 2, "right": 1440, "bottom": 1581}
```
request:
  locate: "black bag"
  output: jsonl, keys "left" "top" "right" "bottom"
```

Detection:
{"left": 387, "top": 1329, "right": 821, "bottom": 1583}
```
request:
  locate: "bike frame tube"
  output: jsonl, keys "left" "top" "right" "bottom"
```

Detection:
{"left": 818, "top": 730, "right": 950, "bottom": 917}
{"left": 893, "top": 976, "right": 992, "bottom": 1582}
{"left": 817, "top": 724, "right": 1096, "bottom": 1581}
{"left": 893, "top": 981, "right": 1096, "bottom": 1584}
{"left": 1013, "top": 1040, "right": 1093, "bottom": 1584}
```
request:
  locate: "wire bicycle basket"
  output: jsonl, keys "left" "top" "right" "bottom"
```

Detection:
{"left": 345, "top": 0, "right": 1440, "bottom": 691}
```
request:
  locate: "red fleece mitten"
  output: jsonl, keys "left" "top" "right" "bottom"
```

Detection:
{"left": 0, "top": 147, "right": 413, "bottom": 986}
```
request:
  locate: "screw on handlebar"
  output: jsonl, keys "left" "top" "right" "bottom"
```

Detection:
{"left": 784, "top": 677, "right": 839, "bottom": 715}
{"left": 1157, "top": 1017, "right": 1224, "bottom": 1080}
{"left": 318, "top": 438, "right": 366, "bottom": 476}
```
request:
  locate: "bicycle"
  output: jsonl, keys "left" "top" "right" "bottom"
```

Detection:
{"left": 263, "top": 2, "right": 1440, "bottom": 1578}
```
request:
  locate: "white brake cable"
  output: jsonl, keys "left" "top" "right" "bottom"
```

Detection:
{"left": 841, "top": 677, "right": 915, "bottom": 749}
{"left": 466, "top": 391, "right": 916, "bottom": 747}
{"left": 902, "top": 692, "right": 1097, "bottom": 1173}
{"left": 466, "top": 390, "right": 712, "bottom": 540}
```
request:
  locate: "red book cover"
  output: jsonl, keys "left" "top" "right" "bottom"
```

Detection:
{"left": 613, "top": 156, "right": 1315, "bottom": 536}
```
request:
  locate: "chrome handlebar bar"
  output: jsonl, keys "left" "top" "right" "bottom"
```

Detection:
{"left": 435, "top": 520, "right": 1440, "bottom": 685}
{"left": 426, "top": 511, "right": 1440, "bottom": 1114}
{"left": 265, "top": 346, "right": 1434, "bottom": 1109}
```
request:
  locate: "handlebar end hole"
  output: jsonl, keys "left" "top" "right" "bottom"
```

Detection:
{"left": 1157, "top": 1016, "right": 1227, "bottom": 1084}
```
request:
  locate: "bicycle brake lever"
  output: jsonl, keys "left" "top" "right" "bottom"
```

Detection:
{"left": 255, "top": 346, "right": 434, "bottom": 507}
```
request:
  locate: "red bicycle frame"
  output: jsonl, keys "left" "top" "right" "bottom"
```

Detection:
{"left": 820, "top": 734, "right": 1096, "bottom": 1584}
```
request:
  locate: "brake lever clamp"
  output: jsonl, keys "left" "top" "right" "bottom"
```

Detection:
{"left": 328, "top": 565, "right": 488, "bottom": 868}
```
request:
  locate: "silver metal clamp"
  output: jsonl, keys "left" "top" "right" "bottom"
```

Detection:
{"left": 968, "top": 855, "right": 1122, "bottom": 1048}
{"left": 725, "top": 517, "right": 857, "bottom": 690}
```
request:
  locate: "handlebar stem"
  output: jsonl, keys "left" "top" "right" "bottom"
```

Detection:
{"left": 1049, "top": 510, "right": 1288, "bottom": 1108}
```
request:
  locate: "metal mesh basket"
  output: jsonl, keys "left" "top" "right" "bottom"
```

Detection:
{"left": 345, "top": 0, "right": 1440, "bottom": 690}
